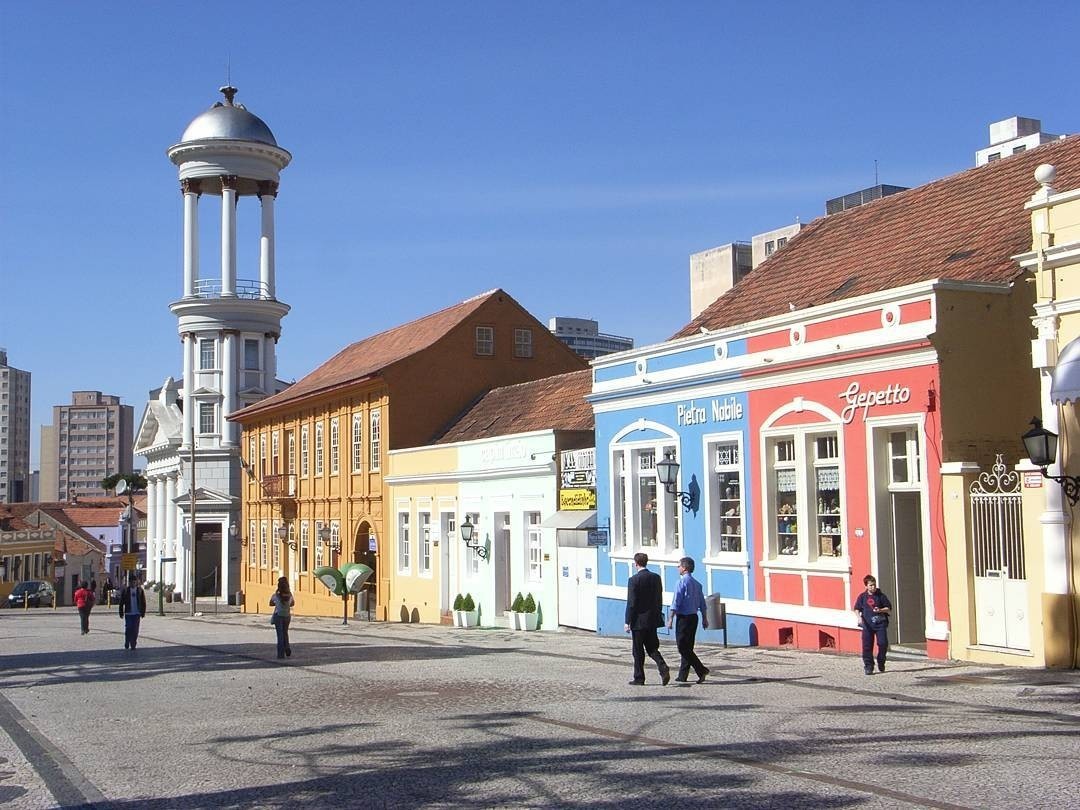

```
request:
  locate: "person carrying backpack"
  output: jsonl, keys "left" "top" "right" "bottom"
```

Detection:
{"left": 74, "top": 581, "right": 96, "bottom": 635}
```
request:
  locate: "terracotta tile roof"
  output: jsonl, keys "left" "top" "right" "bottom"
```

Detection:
{"left": 437, "top": 370, "right": 593, "bottom": 443}
{"left": 674, "top": 136, "right": 1080, "bottom": 338}
{"left": 232, "top": 289, "right": 502, "bottom": 419}
{"left": 0, "top": 505, "right": 106, "bottom": 554}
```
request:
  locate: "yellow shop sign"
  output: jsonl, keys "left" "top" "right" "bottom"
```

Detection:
{"left": 560, "top": 488, "right": 597, "bottom": 510}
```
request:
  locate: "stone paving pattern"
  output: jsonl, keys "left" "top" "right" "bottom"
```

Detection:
{"left": 1, "top": 608, "right": 1078, "bottom": 809}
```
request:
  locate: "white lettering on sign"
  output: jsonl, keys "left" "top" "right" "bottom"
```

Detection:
{"left": 479, "top": 441, "right": 527, "bottom": 465}
{"left": 676, "top": 397, "right": 743, "bottom": 426}
{"left": 838, "top": 381, "right": 911, "bottom": 423}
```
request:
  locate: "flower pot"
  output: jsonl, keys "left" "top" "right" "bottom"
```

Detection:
{"left": 463, "top": 609, "right": 479, "bottom": 628}
{"left": 520, "top": 612, "right": 538, "bottom": 631}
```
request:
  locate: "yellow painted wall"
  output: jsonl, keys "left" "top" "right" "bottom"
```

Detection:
{"left": 386, "top": 445, "right": 459, "bottom": 625}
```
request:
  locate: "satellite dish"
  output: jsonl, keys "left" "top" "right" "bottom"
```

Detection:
{"left": 115, "top": 479, "right": 128, "bottom": 495}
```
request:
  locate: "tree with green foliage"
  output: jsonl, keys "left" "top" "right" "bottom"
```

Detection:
{"left": 511, "top": 592, "right": 525, "bottom": 612}
{"left": 101, "top": 473, "right": 148, "bottom": 493}
{"left": 453, "top": 594, "right": 464, "bottom": 611}
{"left": 462, "top": 593, "right": 475, "bottom": 612}
{"left": 522, "top": 593, "right": 536, "bottom": 614}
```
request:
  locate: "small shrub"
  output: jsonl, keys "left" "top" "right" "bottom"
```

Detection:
{"left": 511, "top": 592, "right": 525, "bottom": 612}
{"left": 462, "top": 593, "right": 476, "bottom": 612}
{"left": 453, "top": 594, "right": 464, "bottom": 611}
{"left": 522, "top": 593, "right": 536, "bottom": 614}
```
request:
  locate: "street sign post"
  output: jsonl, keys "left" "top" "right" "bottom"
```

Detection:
{"left": 587, "top": 528, "right": 609, "bottom": 546}
{"left": 158, "top": 556, "right": 177, "bottom": 616}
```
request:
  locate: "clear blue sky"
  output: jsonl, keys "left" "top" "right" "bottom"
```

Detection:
{"left": 2, "top": 2, "right": 1078, "bottom": 468}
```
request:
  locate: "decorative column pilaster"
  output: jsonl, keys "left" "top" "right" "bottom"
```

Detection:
{"left": 146, "top": 476, "right": 159, "bottom": 579}
{"left": 165, "top": 474, "right": 177, "bottom": 584}
{"left": 220, "top": 175, "right": 239, "bottom": 297}
{"left": 182, "top": 332, "right": 195, "bottom": 448}
{"left": 265, "top": 333, "right": 278, "bottom": 393}
{"left": 222, "top": 330, "right": 238, "bottom": 446}
{"left": 181, "top": 179, "right": 201, "bottom": 297}
{"left": 258, "top": 181, "right": 278, "bottom": 300}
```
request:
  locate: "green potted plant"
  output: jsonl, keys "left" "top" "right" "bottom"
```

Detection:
{"left": 521, "top": 593, "right": 538, "bottom": 631}
{"left": 461, "top": 593, "right": 479, "bottom": 628}
{"left": 510, "top": 592, "right": 525, "bottom": 630}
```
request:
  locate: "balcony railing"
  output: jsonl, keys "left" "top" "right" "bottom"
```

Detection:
{"left": 192, "top": 278, "right": 271, "bottom": 300}
{"left": 261, "top": 474, "right": 297, "bottom": 499}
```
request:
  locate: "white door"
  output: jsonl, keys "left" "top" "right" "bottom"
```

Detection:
{"left": 557, "top": 546, "right": 597, "bottom": 631}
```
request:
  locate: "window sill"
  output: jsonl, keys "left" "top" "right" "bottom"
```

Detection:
{"left": 760, "top": 558, "right": 851, "bottom": 575}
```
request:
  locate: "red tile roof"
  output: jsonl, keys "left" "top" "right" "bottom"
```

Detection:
{"left": 437, "top": 370, "right": 593, "bottom": 443}
{"left": 674, "top": 136, "right": 1080, "bottom": 338}
{"left": 232, "top": 289, "right": 503, "bottom": 419}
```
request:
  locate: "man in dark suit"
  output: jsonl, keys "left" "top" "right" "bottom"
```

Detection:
{"left": 624, "top": 552, "right": 671, "bottom": 686}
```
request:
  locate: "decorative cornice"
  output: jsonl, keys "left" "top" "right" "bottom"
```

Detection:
{"left": 180, "top": 178, "right": 202, "bottom": 196}
{"left": 257, "top": 180, "right": 279, "bottom": 198}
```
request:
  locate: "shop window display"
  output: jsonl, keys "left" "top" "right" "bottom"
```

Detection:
{"left": 612, "top": 443, "right": 679, "bottom": 553}
{"left": 708, "top": 438, "right": 744, "bottom": 556}
{"left": 767, "top": 431, "right": 844, "bottom": 561}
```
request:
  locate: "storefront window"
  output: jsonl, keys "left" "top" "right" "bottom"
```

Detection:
{"left": 814, "top": 436, "right": 842, "bottom": 558}
{"left": 766, "top": 430, "right": 845, "bottom": 562}
{"left": 637, "top": 450, "right": 658, "bottom": 547}
{"left": 708, "top": 437, "right": 743, "bottom": 556}
{"left": 773, "top": 439, "right": 798, "bottom": 556}
{"left": 612, "top": 442, "right": 679, "bottom": 554}
{"left": 614, "top": 454, "right": 628, "bottom": 548}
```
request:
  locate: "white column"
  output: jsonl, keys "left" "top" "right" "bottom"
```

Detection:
{"left": 222, "top": 331, "right": 238, "bottom": 446}
{"left": 165, "top": 474, "right": 177, "bottom": 585}
{"left": 182, "top": 333, "right": 194, "bottom": 448}
{"left": 258, "top": 181, "right": 277, "bottom": 300}
{"left": 220, "top": 175, "right": 238, "bottom": 297}
{"left": 181, "top": 179, "right": 200, "bottom": 297}
{"left": 156, "top": 476, "right": 168, "bottom": 551}
{"left": 175, "top": 490, "right": 187, "bottom": 589}
{"left": 145, "top": 477, "right": 159, "bottom": 580}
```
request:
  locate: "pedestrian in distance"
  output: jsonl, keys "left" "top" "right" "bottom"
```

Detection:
{"left": 854, "top": 574, "right": 892, "bottom": 674}
{"left": 118, "top": 575, "right": 146, "bottom": 651}
{"left": 74, "top": 580, "right": 96, "bottom": 635}
{"left": 269, "top": 576, "right": 294, "bottom": 660}
{"left": 667, "top": 557, "right": 710, "bottom": 684}
{"left": 624, "top": 552, "right": 671, "bottom": 686}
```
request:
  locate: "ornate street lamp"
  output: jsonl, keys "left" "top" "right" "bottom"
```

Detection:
{"left": 460, "top": 516, "right": 488, "bottom": 560}
{"left": 1022, "top": 416, "right": 1080, "bottom": 505}
{"left": 655, "top": 450, "right": 700, "bottom": 514}
{"left": 277, "top": 524, "right": 296, "bottom": 550}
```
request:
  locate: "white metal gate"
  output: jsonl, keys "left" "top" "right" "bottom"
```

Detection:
{"left": 969, "top": 455, "right": 1029, "bottom": 650}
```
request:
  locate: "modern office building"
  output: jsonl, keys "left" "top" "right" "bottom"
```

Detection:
{"left": 0, "top": 349, "right": 31, "bottom": 504}
{"left": 39, "top": 391, "right": 134, "bottom": 502}
{"left": 975, "top": 116, "right": 1061, "bottom": 166}
{"left": 547, "top": 317, "right": 633, "bottom": 360}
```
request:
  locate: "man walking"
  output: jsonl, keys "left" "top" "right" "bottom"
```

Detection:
{"left": 118, "top": 575, "right": 146, "bottom": 651}
{"left": 667, "top": 557, "right": 710, "bottom": 683}
{"left": 624, "top": 553, "right": 670, "bottom": 686}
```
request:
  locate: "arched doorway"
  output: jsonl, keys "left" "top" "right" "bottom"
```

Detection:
{"left": 354, "top": 520, "right": 377, "bottom": 621}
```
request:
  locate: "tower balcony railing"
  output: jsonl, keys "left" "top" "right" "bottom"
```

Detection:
{"left": 192, "top": 278, "right": 271, "bottom": 300}
{"left": 259, "top": 474, "right": 297, "bottom": 500}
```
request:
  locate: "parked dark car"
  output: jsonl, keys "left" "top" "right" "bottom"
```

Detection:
{"left": 5, "top": 580, "right": 54, "bottom": 608}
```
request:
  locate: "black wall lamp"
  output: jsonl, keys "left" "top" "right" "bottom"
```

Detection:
{"left": 460, "top": 516, "right": 488, "bottom": 559}
{"left": 655, "top": 450, "right": 701, "bottom": 516}
{"left": 1022, "top": 416, "right": 1080, "bottom": 505}
{"left": 277, "top": 524, "right": 297, "bottom": 551}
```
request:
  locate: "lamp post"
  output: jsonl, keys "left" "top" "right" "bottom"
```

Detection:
{"left": 1022, "top": 416, "right": 1080, "bottom": 505}
{"left": 460, "top": 516, "right": 488, "bottom": 560}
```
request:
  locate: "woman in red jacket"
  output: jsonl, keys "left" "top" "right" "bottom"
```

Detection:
{"left": 74, "top": 581, "right": 96, "bottom": 635}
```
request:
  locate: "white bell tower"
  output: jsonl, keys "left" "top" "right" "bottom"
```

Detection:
{"left": 139, "top": 86, "right": 291, "bottom": 604}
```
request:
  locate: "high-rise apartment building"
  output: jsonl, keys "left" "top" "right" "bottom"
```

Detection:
{"left": 0, "top": 349, "right": 31, "bottom": 503}
{"left": 547, "top": 317, "right": 634, "bottom": 360}
{"left": 40, "top": 391, "right": 134, "bottom": 501}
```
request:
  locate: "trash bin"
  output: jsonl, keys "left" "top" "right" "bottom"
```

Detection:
{"left": 234, "top": 591, "right": 244, "bottom": 607}
{"left": 706, "top": 594, "right": 726, "bottom": 630}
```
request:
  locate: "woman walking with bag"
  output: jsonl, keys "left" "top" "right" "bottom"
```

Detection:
{"left": 269, "top": 577, "right": 294, "bottom": 660}
{"left": 74, "top": 581, "right": 96, "bottom": 635}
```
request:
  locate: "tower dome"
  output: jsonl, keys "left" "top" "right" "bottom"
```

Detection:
{"left": 180, "top": 98, "right": 278, "bottom": 146}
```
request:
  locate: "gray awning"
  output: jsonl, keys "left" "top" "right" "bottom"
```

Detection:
{"left": 540, "top": 510, "right": 597, "bottom": 530}
{"left": 1051, "top": 336, "right": 1080, "bottom": 404}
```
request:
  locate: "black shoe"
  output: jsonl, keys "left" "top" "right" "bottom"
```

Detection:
{"left": 864, "top": 668, "right": 874, "bottom": 675}
{"left": 661, "top": 668, "right": 671, "bottom": 686}
{"left": 628, "top": 679, "right": 645, "bottom": 686}
{"left": 878, "top": 662, "right": 885, "bottom": 672}
{"left": 124, "top": 643, "right": 129, "bottom": 650}
{"left": 673, "top": 676, "right": 689, "bottom": 683}
{"left": 285, "top": 647, "right": 292, "bottom": 657}
{"left": 697, "top": 667, "right": 710, "bottom": 684}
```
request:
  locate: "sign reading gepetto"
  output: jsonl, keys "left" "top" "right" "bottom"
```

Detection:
{"left": 560, "top": 488, "right": 597, "bottom": 510}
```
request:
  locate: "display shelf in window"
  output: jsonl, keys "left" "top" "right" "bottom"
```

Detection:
{"left": 776, "top": 500, "right": 798, "bottom": 555}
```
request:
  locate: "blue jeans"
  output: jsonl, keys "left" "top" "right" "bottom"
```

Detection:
{"left": 861, "top": 623, "right": 888, "bottom": 670}
{"left": 124, "top": 614, "right": 142, "bottom": 649}
{"left": 274, "top": 615, "right": 291, "bottom": 658}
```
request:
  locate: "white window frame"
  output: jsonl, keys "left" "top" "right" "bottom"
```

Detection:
{"left": 330, "top": 520, "right": 341, "bottom": 567}
{"left": 260, "top": 434, "right": 267, "bottom": 477}
{"left": 330, "top": 417, "right": 340, "bottom": 474}
{"left": 761, "top": 424, "right": 846, "bottom": 566}
{"left": 398, "top": 511, "right": 411, "bottom": 573}
{"left": 315, "top": 521, "right": 324, "bottom": 569}
{"left": 199, "top": 338, "right": 216, "bottom": 370}
{"left": 315, "top": 421, "right": 324, "bottom": 476}
{"left": 526, "top": 511, "right": 542, "bottom": 582}
{"left": 370, "top": 409, "right": 381, "bottom": 471}
{"left": 271, "top": 431, "right": 280, "bottom": 475}
{"left": 704, "top": 432, "right": 746, "bottom": 561}
{"left": 610, "top": 440, "right": 679, "bottom": 555}
{"left": 300, "top": 425, "right": 309, "bottom": 478}
{"left": 272, "top": 521, "right": 281, "bottom": 570}
{"left": 419, "top": 511, "right": 432, "bottom": 575}
{"left": 351, "top": 412, "right": 363, "bottom": 473}
{"left": 199, "top": 403, "right": 216, "bottom": 436}
{"left": 300, "top": 520, "right": 309, "bottom": 573}
{"left": 248, "top": 520, "right": 256, "bottom": 566}
{"left": 260, "top": 521, "right": 268, "bottom": 568}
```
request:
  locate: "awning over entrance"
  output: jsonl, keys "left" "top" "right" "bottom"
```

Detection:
{"left": 1051, "top": 336, "right": 1080, "bottom": 404}
{"left": 540, "top": 510, "right": 597, "bottom": 530}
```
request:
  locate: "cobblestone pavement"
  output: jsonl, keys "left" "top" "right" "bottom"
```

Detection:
{"left": 1, "top": 608, "right": 1078, "bottom": 809}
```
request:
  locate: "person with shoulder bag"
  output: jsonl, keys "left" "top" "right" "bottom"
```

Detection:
{"left": 74, "top": 581, "right": 96, "bottom": 635}
{"left": 854, "top": 574, "right": 892, "bottom": 675}
{"left": 269, "top": 577, "right": 295, "bottom": 660}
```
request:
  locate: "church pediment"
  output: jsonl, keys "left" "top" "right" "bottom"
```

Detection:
{"left": 172, "top": 486, "right": 238, "bottom": 511}
{"left": 134, "top": 400, "right": 182, "bottom": 454}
